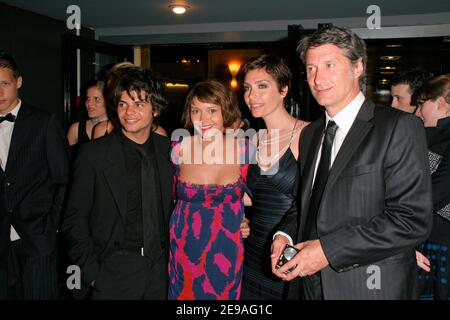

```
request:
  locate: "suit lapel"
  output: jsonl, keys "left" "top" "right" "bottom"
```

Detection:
{"left": 103, "top": 132, "right": 127, "bottom": 222}
{"left": 299, "top": 119, "right": 325, "bottom": 235}
{"left": 6, "top": 103, "right": 33, "bottom": 171}
{"left": 324, "top": 99, "right": 375, "bottom": 196}
{"left": 152, "top": 133, "right": 173, "bottom": 219}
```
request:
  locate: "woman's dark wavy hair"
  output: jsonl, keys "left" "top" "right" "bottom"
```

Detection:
{"left": 412, "top": 74, "right": 450, "bottom": 106}
{"left": 241, "top": 54, "right": 292, "bottom": 99}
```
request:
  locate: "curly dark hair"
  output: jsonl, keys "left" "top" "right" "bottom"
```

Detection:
{"left": 112, "top": 66, "right": 167, "bottom": 118}
{"left": 391, "top": 68, "right": 434, "bottom": 95}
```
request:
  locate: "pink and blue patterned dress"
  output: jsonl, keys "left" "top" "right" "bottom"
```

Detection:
{"left": 168, "top": 138, "right": 249, "bottom": 300}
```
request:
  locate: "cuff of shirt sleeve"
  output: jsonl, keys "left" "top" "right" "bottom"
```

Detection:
{"left": 273, "top": 231, "right": 293, "bottom": 245}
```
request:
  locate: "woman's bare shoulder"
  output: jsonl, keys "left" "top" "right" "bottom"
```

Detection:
{"left": 67, "top": 121, "right": 80, "bottom": 145}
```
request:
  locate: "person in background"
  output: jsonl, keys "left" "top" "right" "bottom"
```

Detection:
{"left": 67, "top": 80, "right": 107, "bottom": 146}
{"left": 168, "top": 80, "right": 251, "bottom": 300}
{"left": 413, "top": 74, "right": 450, "bottom": 300}
{"left": 391, "top": 68, "right": 438, "bottom": 274}
{"left": 390, "top": 67, "right": 433, "bottom": 113}
{"left": 0, "top": 52, "right": 69, "bottom": 299}
{"left": 240, "top": 54, "right": 309, "bottom": 300}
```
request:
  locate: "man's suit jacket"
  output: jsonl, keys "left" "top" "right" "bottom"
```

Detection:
{"left": 279, "top": 99, "right": 433, "bottom": 299}
{"left": 0, "top": 102, "right": 69, "bottom": 257}
{"left": 63, "top": 130, "right": 173, "bottom": 296}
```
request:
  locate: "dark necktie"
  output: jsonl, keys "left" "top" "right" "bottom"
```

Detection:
{"left": 303, "top": 120, "right": 338, "bottom": 241}
{"left": 137, "top": 146, "right": 162, "bottom": 257}
{"left": 0, "top": 113, "right": 15, "bottom": 123}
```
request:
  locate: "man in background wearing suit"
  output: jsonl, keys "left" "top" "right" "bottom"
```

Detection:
{"left": 0, "top": 52, "right": 69, "bottom": 299}
{"left": 63, "top": 66, "right": 173, "bottom": 299}
{"left": 272, "top": 26, "right": 432, "bottom": 299}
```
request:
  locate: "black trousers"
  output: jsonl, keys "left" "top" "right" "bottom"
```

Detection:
{"left": 90, "top": 250, "right": 167, "bottom": 300}
{"left": 7, "top": 239, "right": 58, "bottom": 300}
{"left": 302, "top": 273, "right": 324, "bottom": 300}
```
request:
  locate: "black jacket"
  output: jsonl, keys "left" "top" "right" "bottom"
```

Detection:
{"left": 0, "top": 102, "right": 69, "bottom": 257}
{"left": 63, "top": 130, "right": 174, "bottom": 297}
{"left": 279, "top": 99, "right": 432, "bottom": 299}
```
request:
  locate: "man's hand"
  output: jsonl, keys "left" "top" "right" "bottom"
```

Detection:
{"left": 272, "top": 239, "right": 329, "bottom": 281}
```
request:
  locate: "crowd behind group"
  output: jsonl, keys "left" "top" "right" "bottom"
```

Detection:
{"left": 0, "top": 26, "right": 449, "bottom": 300}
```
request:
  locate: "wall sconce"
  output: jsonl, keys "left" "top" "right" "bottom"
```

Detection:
{"left": 228, "top": 62, "right": 241, "bottom": 89}
{"left": 169, "top": 4, "right": 190, "bottom": 14}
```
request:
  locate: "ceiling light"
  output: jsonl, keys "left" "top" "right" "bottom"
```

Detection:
{"left": 165, "top": 83, "right": 189, "bottom": 89}
{"left": 169, "top": 4, "right": 189, "bottom": 14}
{"left": 385, "top": 44, "right": 402, "bottom": 48}
{"left": 380, "top": 66, "right": 396, "bottom": 70}
{"left": 379, "top": 55, "right": 401, "bottom": 61}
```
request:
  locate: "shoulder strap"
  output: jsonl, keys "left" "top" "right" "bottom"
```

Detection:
{"left": 287, "top": 119, "right": 299, "bottom": 147}
{"left": 104, "top": 120, "right": 110, "bottom": 136}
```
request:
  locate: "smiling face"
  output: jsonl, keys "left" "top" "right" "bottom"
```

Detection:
{"left": 243, "top": 68, "right": 287, "bottom": 119}
{"left": 415, "top": 97, "right": 448, "bottom": 127}
{"left": 305, "top": 44, "right": 362, "bottom": 116}
{"left": 117, "top": 90, "right": 153, "bottom": 143}
{"left": 190, "top": 97, "right": 224, "bottom": 138}
{"left": 85, "top": 86, "right": 106, "bottom": 119}
{"left": 0, "top": 67, "right": 22, "bottom": 114}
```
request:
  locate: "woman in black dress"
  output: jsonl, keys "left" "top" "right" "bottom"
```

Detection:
{"left": 67, "top": 80, "right": 107, "bottom": 146}
{"left": 240, "top": 55, "right": 309, "bottom": 299}
{"left": 413, "top": 74, "right": 450, "bottom": 300}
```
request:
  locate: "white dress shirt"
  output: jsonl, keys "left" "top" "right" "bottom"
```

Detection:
{"left": 276, "top": 92, "right": 366, "bottom": 245}
{"left": 0, "top": 100, "right": 22, "bottom": 241}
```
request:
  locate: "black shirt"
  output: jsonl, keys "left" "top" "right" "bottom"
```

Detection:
{"left": 121, "top": 133, "right": 156, "bottom": 249}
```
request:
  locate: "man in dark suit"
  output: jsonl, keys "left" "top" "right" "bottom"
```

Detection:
{"left": 0, "top": 52, "right": 69, "bottom": 299}
{"left": 271, "top": 26, "right": 433, "bottom": 299}
{"left": 63, "top": 66, "right": 173, "bottom": 299}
